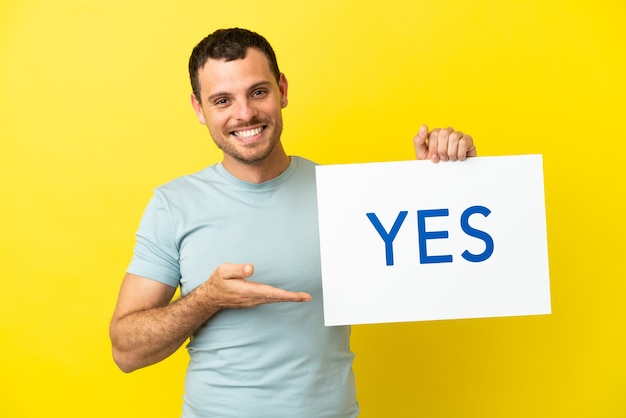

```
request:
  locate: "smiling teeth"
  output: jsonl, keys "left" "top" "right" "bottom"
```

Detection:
{"left": 234, "top": 127, "right": 263, "bottom": 138}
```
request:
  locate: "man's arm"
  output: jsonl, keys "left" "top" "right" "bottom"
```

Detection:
{"left": 414, "top": 124, "right": 477, "bottom": 162}
{"left": 109, "top": 263, "right": 311, "bottom": 373}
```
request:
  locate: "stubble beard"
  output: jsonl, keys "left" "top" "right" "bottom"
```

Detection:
{"left": 210, "top": 116, "right": 283, "bottom": 166}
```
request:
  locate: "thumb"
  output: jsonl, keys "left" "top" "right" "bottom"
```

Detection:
{"left": 413, "top": 124, "right": 429, "bottom": 160}
{"left": 218, "top": 262, "right": 254, "bottom": 281}
{"left": 241, "top": 263, "right": 254, "bottom": 278}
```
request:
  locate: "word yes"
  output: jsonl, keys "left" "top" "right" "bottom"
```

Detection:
{"left": 366, "top": 206, "right": 494, "bottom": 266}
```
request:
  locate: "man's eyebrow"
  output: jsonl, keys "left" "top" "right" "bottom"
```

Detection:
{"left": 248, "top": 81, "right": 273, "bottom": 91}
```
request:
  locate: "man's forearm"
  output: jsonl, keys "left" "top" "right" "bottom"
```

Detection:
{"left": 110, "top": 287, "right": 219, "bottom": 373}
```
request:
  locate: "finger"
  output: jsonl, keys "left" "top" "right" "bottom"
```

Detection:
{"left": 215, "top": 262, "right": 255, "bottom": 281}
{"left": 437, "top": 127, "right": 454, "bottom": 162}
{"left": 428, "top": 128, "right": 440, "bottom": 163}
{"left": 457, "top": 134, "right": 477, "bottom": 160}
{"left": 413, "top": 124, "right": 429, "bottom": 160}
{"left": 447, "top": 131, "right": 463, "bottom": 162}
{"left": 251, "top": 282, "right": 312, "bottom": 303}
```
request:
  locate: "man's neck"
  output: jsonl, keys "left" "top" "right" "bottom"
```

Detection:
{"left": 222, "top": 145, "right": 291, "bottom": 184}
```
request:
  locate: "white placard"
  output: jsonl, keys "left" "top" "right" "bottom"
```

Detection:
{"left": 316, "top": 155, "right": 551, "bottom": 326}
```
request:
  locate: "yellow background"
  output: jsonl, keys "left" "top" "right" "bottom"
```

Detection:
{"left": 1, "top": 0, "right": 624, "bottom": 417}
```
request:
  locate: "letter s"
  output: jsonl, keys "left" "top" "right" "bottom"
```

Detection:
{"left": 460, "top": 205, "right": 494, "bottom": 263}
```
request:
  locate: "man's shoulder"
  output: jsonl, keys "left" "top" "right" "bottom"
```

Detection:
{"left": 153, "top": 164, "right": 222, "bottom": 196}
{"left": 293, "top": 156, "right": 318, "bottom": 166}
{"left": 152, "top": 157, "right": 319, "bottom": 197}
{"left": 291, "top": 156, "right": 319, "bottom": 174}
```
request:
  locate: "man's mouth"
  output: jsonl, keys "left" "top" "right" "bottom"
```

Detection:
{"left": 232, "top": 126, "right": 265, "bottom": 138}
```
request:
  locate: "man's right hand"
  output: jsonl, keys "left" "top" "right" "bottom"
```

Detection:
{"left": 200, "top": 262, "right": 312, "bottom": 309}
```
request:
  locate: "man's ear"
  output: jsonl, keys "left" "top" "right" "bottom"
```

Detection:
{"left": 190, "top": 93, "right": 207, "bottom": 125}
{"left": 279, "top": 73, "right": 288, "bottom": 108}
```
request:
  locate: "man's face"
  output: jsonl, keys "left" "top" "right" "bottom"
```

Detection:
{"left": 191, "top": 48, "right": 288, "bottom": 167}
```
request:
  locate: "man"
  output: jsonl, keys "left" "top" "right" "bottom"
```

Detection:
{"left": 109, "top": 28, "right": 476, "bottom": 417}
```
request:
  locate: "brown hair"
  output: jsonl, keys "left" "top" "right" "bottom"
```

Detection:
{"left": 189, "top": 28, "right": 281, "bottom": 102}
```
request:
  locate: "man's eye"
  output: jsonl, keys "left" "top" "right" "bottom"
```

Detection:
{"left": 214, "top": 98, "right": 229, "bottom": 105}
{"left": 252, "top": 90, "right": 267, "bottom": 97}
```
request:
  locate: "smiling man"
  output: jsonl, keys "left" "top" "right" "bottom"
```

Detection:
{"left": 109, "top": 28, "right": 476, "bottom": 417}
{"left": 190, "top": 46, "right": 289, "bottom": 181}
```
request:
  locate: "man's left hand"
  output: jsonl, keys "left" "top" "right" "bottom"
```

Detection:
{"left": 413, "top": 124, "right": 477, "bottom": 162}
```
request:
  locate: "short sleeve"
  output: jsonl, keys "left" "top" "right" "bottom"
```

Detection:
{"left": 127, "top": 192, "right": 181, "bottom": 288}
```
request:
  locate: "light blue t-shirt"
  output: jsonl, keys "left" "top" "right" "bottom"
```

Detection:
{"left": 128, "top": 157, "right": 358, "bottom": 418}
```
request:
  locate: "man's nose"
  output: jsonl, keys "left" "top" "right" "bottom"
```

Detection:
{"left": 233, "top": 99, "right": 258, "bottom": 121}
